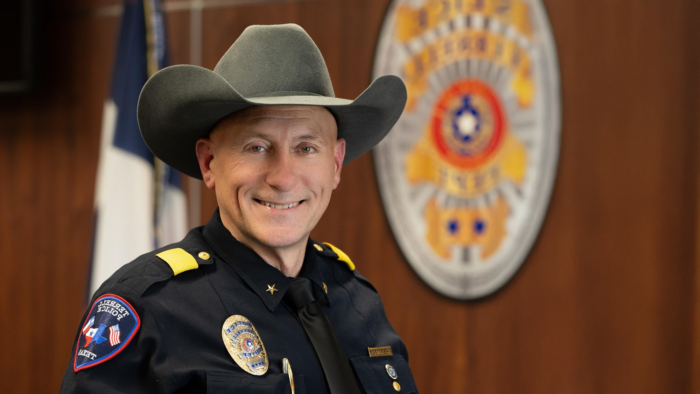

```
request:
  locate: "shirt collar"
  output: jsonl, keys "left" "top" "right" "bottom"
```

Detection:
{"left": 298, "top": 240, "right": 332, "bottom": 306}
{"left": 202, "top": 209, "right": 329, "bottom": 311}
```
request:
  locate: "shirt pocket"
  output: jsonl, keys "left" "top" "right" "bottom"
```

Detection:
{"left": 206, "top": 370, "right": 306, "bottom": 394}
{"left": 350, "top": 355, "right": 418, "bottom": 394}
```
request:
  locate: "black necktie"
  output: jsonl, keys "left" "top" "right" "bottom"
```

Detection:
{"left": 284, "top": 278, "right": 362, "bottom": 394}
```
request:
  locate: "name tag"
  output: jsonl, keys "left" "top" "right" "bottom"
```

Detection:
{"left": 367, "top": 346, "right": 393, "bottom": 357}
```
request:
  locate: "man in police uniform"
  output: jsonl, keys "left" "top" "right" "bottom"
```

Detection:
{"left": 60, "top": 24, "right": 417, "bottom": 393}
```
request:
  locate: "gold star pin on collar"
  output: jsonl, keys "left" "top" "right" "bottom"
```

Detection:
{"left": 266, "top": 284, "right": 278, "bottom": 295}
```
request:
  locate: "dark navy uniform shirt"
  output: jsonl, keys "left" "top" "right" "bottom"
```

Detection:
{"left": 60, "top": 210, "right": 418, "bottom": 393}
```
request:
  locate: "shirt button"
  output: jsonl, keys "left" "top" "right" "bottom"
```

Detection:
{"left": 198, "top": 251, "right": 210, "bottom": 260}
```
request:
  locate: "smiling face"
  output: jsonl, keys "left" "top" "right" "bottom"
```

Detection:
{"left": 196, "top": 106, "right": 345, "bottom": 253}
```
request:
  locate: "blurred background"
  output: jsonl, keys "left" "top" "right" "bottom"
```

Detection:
{"left": 1, "top": 0, "right": 700, "bottom": 393}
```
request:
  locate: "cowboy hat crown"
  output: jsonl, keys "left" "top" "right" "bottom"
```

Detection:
{"left": 214, "top": 24, "right": 334, "bottom": 98}
{"left": 138, "top": 23, "right": 406, "bottom": 179}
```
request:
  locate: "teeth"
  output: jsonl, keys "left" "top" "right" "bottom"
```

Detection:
{"left": 261, "top": 201, "right": 300, "bottom": 210}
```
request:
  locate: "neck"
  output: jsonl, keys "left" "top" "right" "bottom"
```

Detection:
{"left": 220, "top": 215, "right": 306, "bottom": 278}
{"left": 248, "top": 241, "right": 306, "bottom": 278}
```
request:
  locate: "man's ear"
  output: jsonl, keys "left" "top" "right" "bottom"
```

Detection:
{"left": 333, "top": 138, "right": 346, "bottom": 189}
{"left": 195, "top": 138, "right": 216, "bottom": 190}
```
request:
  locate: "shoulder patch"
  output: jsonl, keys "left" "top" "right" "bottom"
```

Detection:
{"left": 156, "top": 248, "right": 198, "bottom": 275}
{"left": 74, "top": 294, "right": 140, "bottom": 372}
{"left": 320, "top": 242, "right": 355, "bottom": 271}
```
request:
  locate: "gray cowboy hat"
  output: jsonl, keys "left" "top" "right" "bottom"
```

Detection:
{"left": 137, "top": 23, "right": 407, "bottom": 179}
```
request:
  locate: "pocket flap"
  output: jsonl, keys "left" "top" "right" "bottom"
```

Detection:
{"left": 206, "top": 370, "right": 305, "bottom": 394}
{"left": 350, "top": 355, "right": 418, "bottom": 394}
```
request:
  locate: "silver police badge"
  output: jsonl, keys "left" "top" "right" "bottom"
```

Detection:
{"left": 222, "top": 315, "right": 269, "bottom": 375}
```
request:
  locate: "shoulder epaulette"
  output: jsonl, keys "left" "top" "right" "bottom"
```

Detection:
{"left": 120, "top": 247, "right": 213, "bottom": 295}
{"left": 313, "top": 242, "right": 355, "bottom": 271}
{"left": 156, "top": 248, "right": 206, "bottom": 275}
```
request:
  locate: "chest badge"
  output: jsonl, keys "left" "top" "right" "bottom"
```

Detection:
{"left": 222, "top": 315, "right": 269, "bottom": 375}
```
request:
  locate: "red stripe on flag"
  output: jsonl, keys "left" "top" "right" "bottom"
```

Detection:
{"left": 109, "top": 326, "right": 121, "bottom": 346}
{"left": 82, "top": 319, "right": 92, "bottom": 335}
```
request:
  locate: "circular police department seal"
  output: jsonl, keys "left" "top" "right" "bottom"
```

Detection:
{"left": 373, "top": 0, "right": 561, "bottom": 299}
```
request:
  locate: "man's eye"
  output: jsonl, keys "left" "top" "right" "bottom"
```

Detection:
{"left": 300, "top": 146, "right": 316, "bottom": 154}
{"left": 250, "top": 146, "right": 265, "bottom": 153}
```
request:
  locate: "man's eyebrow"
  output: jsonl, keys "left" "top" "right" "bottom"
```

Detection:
{"left": 296, "top": 133, "right": 324, "bottom": 142}
{"left": 236, "top": 129, "right": 326, "bottom": 143}
{"left": 232, "top": 125, "right": 281, "bottom": 140}
{"left": 237, "top": 130, "right": 275, "bottom": 140}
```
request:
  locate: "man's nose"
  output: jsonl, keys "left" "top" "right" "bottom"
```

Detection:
{"left": 265, "top": 150, "right": 300, "bottom": 192}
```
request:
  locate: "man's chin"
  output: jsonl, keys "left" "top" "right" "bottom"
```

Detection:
{"left": 250, "top": 230, "right": 309, "bottom": 250}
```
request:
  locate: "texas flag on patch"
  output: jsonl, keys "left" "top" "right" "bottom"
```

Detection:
{"left": 84, "top": 324, "right": 108, "bottom": 347}
{"left": 82, "top": 316, "right": 95, "bottom": 335}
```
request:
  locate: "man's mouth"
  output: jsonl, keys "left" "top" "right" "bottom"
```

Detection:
{"left": 254, "top": 199, "right": 304, "bottom": 210}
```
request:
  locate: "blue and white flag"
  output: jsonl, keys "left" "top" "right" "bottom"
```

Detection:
{"left": 89, "top": 0, "right": 187, "bottom": 296}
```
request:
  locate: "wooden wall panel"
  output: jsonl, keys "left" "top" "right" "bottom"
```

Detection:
{"left": 542, "top": 2, "right": 697, "bottom": 392}
{"left": 0, "top": 11, "right": 119, "bottom": 393}
{"left": 0, "top": 1, "right": 193, "bottom": 391}
{"left": 0, "top": 0, "right": 699, "bottom": 393}
{"left": 165, "top": 10, "right": 191, "bottom": 66}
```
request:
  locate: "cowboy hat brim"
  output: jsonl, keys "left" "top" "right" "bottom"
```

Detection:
{"left": 137, "top": 64, "right": 407, "bottom": 179}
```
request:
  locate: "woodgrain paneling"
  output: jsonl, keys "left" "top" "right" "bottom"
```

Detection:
{"left": 0, "top": 2, "right": 193, "bottom": 391}
{"left": 165, "top": 10, "right": 191, "bottom": 66}
{"left": 0, "top": 11, "right": 120, "bottom": 393}
{"left": 1, "top": 0, "right": 699, "bottom": 392}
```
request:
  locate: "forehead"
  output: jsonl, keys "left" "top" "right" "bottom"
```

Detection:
{"left": 211, "top": 105, "right": 337, "bottom": 139}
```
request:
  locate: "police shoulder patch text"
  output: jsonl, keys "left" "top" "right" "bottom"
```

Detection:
{"left": 74, "top": 294, "right": 141, "bottom": 371}
{"left": 374, "top": 0, "right": 561, "bottom": 299}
